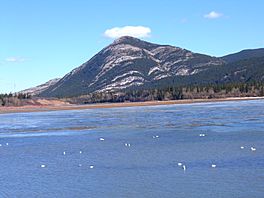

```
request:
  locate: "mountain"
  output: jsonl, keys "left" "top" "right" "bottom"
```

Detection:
{"left": 25, "top": 37, "right": 264, "bottom": 98}
{"left": 39, "top": 36, "right": 224, "bottom": 97}
{"left": 222, "top": 48, "right": 264, "bottom": 63}
{"left": 200, "top": 56, "right": 264, "bottom": 83}
{"left": 20, "top": 78, "right": 60, "bottom": 96}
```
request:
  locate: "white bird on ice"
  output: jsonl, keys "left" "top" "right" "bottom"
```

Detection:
{"left": 124, "top": 143, "right": 131, "bottom": 147}
{"left": 211, "top": 164, "right": 217, "bottom": 168}
{"left": 251, "top": 147, "right": 256, "bottom": 151}
{"left": 99, "top": 138, "right": 105, "bottom": 141}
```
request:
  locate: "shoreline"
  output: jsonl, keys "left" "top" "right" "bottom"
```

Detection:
{"left": 0, "top": 96, "right": 264, "bottom": 115}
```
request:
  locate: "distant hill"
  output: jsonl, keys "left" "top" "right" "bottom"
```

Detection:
{"left": 149, "top": 56, "right": 264, "bottom": 88}
{"left": 222, "top": 48, "right": 264, "bottom": 63}
{"left": 21, "top": 37, "right": 264, "bottom": 98}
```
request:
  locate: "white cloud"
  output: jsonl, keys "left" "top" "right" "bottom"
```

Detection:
{"left": 5, "top": 57, "right": 26, "bottom": 63}
{"left": 104, "top": 26, "right": 151, "bottom": 39}
{"left": 204, "top": 11, "right": 223, "bottom": 19}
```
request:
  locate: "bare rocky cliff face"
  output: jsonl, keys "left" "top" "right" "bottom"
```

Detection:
{"left": 39, "top": 36, "right": 224, "bottom": 97}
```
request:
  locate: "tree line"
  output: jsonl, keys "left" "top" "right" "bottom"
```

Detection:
{"left": 0, "top": 93, "right": 31, "bottom": 106}
{"left": 68, "top": 81, "right": 264, "bottom": 104}
{"left": 1, "top": 82, "right": 264, "bottom": 106}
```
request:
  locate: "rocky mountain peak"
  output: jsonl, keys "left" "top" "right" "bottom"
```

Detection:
{"left": 111, "top": 36, "right": 160, "bottom": 51}
{"left": 37, "top": 38, "right": 225, "bottom": 97}
{"left": 112, "top": 36, "right": 142, "bottom": 45}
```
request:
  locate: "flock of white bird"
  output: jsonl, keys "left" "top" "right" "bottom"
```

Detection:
{"left": 39, "top": 133, "right": 257, "bottom": 170}
{"left": 0, "top": 142, "right": 9, "bottom": 147}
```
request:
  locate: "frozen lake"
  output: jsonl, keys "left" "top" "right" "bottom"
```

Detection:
{"left": 0, "top": 100, "right": 263, "bottom": 197}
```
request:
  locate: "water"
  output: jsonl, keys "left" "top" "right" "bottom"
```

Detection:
{"left": 0, "top": 100, "right": 264, "bottom": 197}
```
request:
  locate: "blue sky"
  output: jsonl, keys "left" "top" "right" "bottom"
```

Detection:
{"left": 1, "top": 0, "right": 264, "bottom": 93}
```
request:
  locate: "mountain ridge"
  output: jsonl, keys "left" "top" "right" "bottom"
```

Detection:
{"left": 19, "top": 78, "right": 60, "bottom": 96}
{"left": 39, "top": 36, "right": 224, "bottom": 97}
{"left": 222, "top": 48, "right": 264, "bottom": 63}
{"left": 21, "top": 36, "right": 264, "bottom": 98}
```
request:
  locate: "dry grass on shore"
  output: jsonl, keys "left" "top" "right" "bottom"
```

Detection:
{"left": 0, "top": 97, "right": 263, "bottom": 114}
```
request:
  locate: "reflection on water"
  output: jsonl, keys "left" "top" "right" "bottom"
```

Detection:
{"left": 0, "top": 100, "right": 264, "bottom": 197}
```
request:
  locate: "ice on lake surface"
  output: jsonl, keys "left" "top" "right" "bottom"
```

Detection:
{"left": 0, "top": 100, "right": 264, "bottom": 197}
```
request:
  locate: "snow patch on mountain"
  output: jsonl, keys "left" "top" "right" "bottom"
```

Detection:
{"left": 176, "top": 68, "right": 190, "bottom": 76}
{"left": 154, "top": 74, "right": 170, "bottom": 80}
{"left": 100, "top": 76, "right": 145, "bottom": 92}
{"left": 148, "top": 66, "right": 164, "bottom": 75}
{"left": 112, "top": 71, "right": 143, "bottom": 82}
